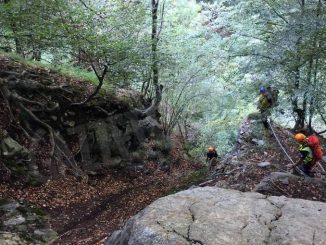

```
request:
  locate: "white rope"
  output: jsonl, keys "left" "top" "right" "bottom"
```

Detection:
{"left": 267, "top": 119, "right": 307, "bottom": 177}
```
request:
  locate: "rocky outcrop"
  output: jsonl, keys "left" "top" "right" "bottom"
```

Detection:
{"left": 0, "top": 55, "right": 165, "bottom": 181}
{"left": 255, "top": 172, "right": 299, "bottom": 194}
{"left": 67, "top": 111, "right": 163, "bottom": 174}
{"left": 0, "top": 129, "right": 41, "bottom": 185}
{"left": 0, "top": 199, "right": 57, "bottom": 244}
{"left": 106, "top": 187, "right": 326, "bottom": 245}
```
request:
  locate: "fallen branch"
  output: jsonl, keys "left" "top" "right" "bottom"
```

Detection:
{"left": 270, "top": 180, "right": 290, "bottom": 196}
{"left": 198, "top": 179, "right": 215, "bottom": 187}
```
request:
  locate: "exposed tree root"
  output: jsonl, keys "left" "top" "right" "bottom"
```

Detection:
{"left": 0, "top": 76, "right": 86, "bottom": 179}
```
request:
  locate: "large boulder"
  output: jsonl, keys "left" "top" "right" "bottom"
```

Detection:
{"left": 106, "top": 187, "right": 326, "bottom": 245}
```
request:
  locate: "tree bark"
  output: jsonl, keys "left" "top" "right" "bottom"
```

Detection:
{"left": 134, "top": 0, "right": 163, "bottom": 118}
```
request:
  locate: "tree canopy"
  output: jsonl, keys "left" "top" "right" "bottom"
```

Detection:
{"left": 1, "top": 0, "right": 326, "bottom": 155}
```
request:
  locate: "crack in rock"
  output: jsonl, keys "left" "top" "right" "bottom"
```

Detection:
{"left": 174, "top": 228, "right": 204, "bottom": 245}
{"left": 187, "top": 202, "right": 204, "bottom": 245}
{"left": 187, "top": 202, "right": 196, "bottom": 238}
{"left": 240, "top": 222, "right": 249, "bottom": 232}
{"left": 157, "top": 220, "right": 204, "bottom": 245}
{"left": 264, "top": 198, "right": 285, "bottom": 244}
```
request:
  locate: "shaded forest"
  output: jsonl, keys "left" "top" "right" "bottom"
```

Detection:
{"left": 0, "top": 0, "right": 326, "bottom": 244}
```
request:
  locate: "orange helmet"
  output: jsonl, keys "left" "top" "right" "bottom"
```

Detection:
{"left": 208, "top": 146, "right": 214, "bottom": 152}
{"left": 294, "top": 133, "right": 306, "bottom": 142}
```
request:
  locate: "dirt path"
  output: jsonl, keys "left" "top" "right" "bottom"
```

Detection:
{"left": 0, "top": 162, "right": 204, "bottom": 245}
{"left": 50, "top": 182, "right": 162, "bottom": 245}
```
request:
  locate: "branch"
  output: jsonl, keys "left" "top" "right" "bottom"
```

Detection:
{"left": 262, "top": 0, "right": 289, "bottom": 24}
{"left": 228, "top": 53, "right": 277, "bottom": 61}
{"left": 157, "top": 0, "right": 166, "bottom": 38}
{"left": 78, "top": 0, "right": 106, "bottom": 19}
{"left": 71, "top": 63, "right": 108, "bottom": 106}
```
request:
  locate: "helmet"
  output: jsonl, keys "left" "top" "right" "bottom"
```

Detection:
{"left": 259, "top": 87, "right": 266, "bottom": 93}
{"left": 208, "top": 146, "right": 214, "bottom": 152}
{"left": 294, "top": 133, "right": 306, "bottom": 142}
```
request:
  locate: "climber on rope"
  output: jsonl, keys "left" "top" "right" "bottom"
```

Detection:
{"left": 206, "top": 146, "right": 219, "bottom": 172}
{"left": 287, "top": 133, "right": 323, "bottom": 177}
{"left": 257, "top": 87, "right": 273, "bottom": 129}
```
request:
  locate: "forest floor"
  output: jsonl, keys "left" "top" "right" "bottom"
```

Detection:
{"left": 0, "top": 148, "right": 204, "bottom": 245}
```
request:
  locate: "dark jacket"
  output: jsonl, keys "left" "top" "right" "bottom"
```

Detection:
{"left": 207, "top": 151, "right": 218, "bottom": 160}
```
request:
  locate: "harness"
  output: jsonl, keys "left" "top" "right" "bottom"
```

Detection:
{"left": 299, "top": 145, "right": 313, "bottom": 165}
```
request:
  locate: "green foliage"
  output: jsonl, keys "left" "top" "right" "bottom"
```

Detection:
{"left": 2, "top": 0, "right": 325, "bottom": 160}
{"left": 0, "top": 0, "right": 150, "bottom": 88}
{"left": 0, "top": 50, "right": 99, "bottom": 85}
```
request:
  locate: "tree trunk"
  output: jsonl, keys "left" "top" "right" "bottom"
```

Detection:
{"left": 307, "top": 0, "right": 321, "bottom": 131}
{"left": 292, "top": 66, "right": 306, "bottom": 130}
{"left": 134, "top": 0, "right": 163, "bottom": 118}
{"left": 292, "top": 0, "right": 306, "bottom": 130}
{"left": 10, "top": 21, "right": 24, "bottom": 57}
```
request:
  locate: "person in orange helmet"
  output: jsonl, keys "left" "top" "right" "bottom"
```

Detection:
{"left": 287, "top": 133, "right": 314, "bottom": 176}
{"left": 206, "top": 146, "right": 219, "bottom": 172}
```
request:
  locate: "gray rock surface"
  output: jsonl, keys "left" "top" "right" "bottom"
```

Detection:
{"left": 106, "top": 187, "right": 326, "bottom": 245}
{"left": 255, "top": 172, "right": 297, "bottom": 194}
{"left": 67, "top": 113, "right": 163, "bottom": 171}
{"left": 0, "top": 232, "right": 27, "bottom": 245}
{"left": 0, "top": 200, "right": 57, "bottom": 244}
{"left": 257, "top": 161, "right": 271, "bottom": 168}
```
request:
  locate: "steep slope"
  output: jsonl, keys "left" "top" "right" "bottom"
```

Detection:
{"left": 106, "top": 116, "right": 326, "bottom": 245}
{"left": 201, "top": 114, "right": 326, "bottom": 201}
{"left": 0, "top": 55, "right": 206, "bottom": 244}
{"left": 0, "top": 54, "right": 163, "bottom": 183}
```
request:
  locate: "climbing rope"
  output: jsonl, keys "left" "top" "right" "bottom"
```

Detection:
{"left": 267, "top": 119, "right": 308, "bottom": 177}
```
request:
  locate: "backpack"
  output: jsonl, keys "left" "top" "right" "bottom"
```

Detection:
{"left": 267, "top": 87, "right": 279, "bottom": 107}
{"left": 307, "top": 135, "right": 323, "bottom": 161}
{"left": 271, "top": 89, "right": 279, "bottom": 106}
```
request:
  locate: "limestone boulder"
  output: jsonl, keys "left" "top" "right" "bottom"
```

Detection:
{"left": 106, "top": 187, "right": 326, "bottom": 245}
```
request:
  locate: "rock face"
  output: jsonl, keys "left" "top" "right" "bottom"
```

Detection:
{"left": 106, "top": 187, "right": 326, "bottom": 245}
{"left": 67, "top": 111, "right": 163, "bottom": 173}
{"left": 0, "top": 129, "right": 41, "bottom": 185}
{"left": 0, "top": 199, "right": 57, "bottom": 244}
{"left": 0, "top": 55, "right": 165, "bottom": 182}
